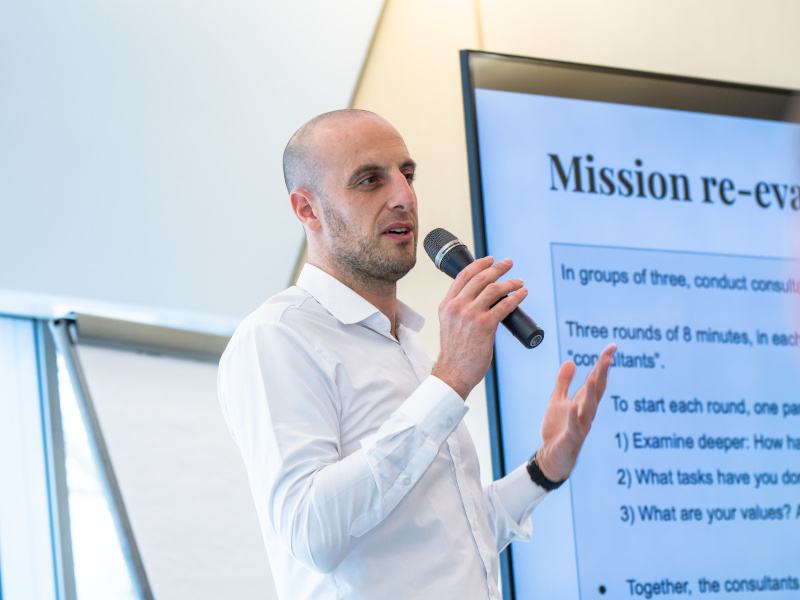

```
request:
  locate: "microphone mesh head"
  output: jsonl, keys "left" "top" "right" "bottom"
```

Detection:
{"left": 423, "top": 228, "right": 458, "bottom": 263}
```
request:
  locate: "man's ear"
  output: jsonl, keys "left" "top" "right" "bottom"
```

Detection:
{"left": 290, "top": 188, "right": 321, "bottom": 232}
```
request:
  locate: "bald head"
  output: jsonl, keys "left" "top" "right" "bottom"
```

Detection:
{"left": 282, "top": 109, "right": 388, "bottom": 194}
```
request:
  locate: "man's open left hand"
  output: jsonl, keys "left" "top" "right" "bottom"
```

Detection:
{"left": 536, "top": 344, "right": 617, "bottom": 482}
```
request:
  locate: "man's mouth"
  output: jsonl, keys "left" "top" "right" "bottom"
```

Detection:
{"left": 381, "top": 223, "right": 414, "bottom": 241}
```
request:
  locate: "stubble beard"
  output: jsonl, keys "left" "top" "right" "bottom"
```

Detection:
{"left": 321, "top": 201, "right": 417, "bottom": 285}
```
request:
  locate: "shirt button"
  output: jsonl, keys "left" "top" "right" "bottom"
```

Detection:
{"left": 400, "top": 475, "right": 411, "bottom": 486}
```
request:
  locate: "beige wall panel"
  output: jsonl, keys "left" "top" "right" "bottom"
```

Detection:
{"left": 479, "top": 0, "right": 800, "bottom": 88}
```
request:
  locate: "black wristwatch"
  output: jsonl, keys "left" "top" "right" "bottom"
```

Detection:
{"left": 526, "top": 451, "right": 566, "bottom": 491}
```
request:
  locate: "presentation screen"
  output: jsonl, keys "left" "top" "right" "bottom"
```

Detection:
{"left": 461, "top": 51, "right": 800, "bottom": 599}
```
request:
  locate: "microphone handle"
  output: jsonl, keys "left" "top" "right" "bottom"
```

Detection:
{"left": 501, "top": 306, "right": 544, "bottom": 349}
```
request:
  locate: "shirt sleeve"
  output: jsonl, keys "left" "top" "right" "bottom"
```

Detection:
{"left": 217, "top": 318, "right": 467, "bottom": 574}
{"left": 483, "top": 463, "right": 548, "bottom": 552}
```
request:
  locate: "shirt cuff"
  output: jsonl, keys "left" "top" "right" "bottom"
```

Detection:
{"left": 494, "top": 463, "right": 549, "bottom": 524}
{"left": 395, "top": 374, "right": 467, "bottom": 444}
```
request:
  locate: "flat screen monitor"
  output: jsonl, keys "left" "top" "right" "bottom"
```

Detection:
{"left": 461, "top": 50, "right": 800, "bottom": 599}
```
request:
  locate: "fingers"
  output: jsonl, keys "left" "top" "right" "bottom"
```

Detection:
{"left": 553, "top": 360, "right": 576, "bottom": 399}
{"left": 477, "top": 278, "right": 524, "bottom": 308}
{"left": 580, "top": 344, "right": 615, "bottom": 394}
{"left": 593, "top": 344, "right": 616, "bottom": 397}
{"left": 575, "top": 344, "right": 616, "bottom": 425}
{"left": 488, "top": 286, "right": 528, "bottom": 320}
{"left": 443, "top": 257, "right": 525, "bottom": 324}
{"left": 576, "top": 372, "right": 599, "bottom": 426}
{"left": 459, "top": 258, "right": 514, "bottom": 301}
{"left": 443, "top": 256, "right": 494, "bottom": 301}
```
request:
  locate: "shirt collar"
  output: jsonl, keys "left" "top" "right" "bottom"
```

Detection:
{"left": 295, "top": 263, "right": 425, "bottom": 333}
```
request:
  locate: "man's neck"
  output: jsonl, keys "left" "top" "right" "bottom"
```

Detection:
{"left": 308, "top": 259, "right": 400, "bottom": 337}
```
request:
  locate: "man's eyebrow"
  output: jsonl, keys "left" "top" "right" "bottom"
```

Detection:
{"left": 401, "top": 159, "right": 417, "bottom": 172}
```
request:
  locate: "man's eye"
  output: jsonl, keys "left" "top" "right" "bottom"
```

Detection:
{"left": 359, "top": 176, "right": 379, "bottom": 186}
{"left": 404, "top": 171, "right": 416, "bottom": 183}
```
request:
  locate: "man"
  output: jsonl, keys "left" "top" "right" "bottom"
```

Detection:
{"left": 218, "top": 109, "right": 615, "bottom": 599}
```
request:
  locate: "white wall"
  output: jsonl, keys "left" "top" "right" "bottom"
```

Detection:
{"left": 0, "top": 0, "right": 383, "bottom": 328}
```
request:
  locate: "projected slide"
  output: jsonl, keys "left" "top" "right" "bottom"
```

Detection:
{"left": 472, "top": 83, "right": 800, "bottom": 599}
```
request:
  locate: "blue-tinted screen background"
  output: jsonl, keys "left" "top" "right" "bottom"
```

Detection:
{"left": 474, "top": 88, "right": 800, "bottom": 599}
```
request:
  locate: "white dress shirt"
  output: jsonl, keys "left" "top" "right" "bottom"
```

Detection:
{"left": 217, "top": 264, "right": 546, "bottom": 599}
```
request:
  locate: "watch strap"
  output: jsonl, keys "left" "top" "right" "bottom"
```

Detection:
{"left": 526, "top": 451, "right": 566, "bottom": 491}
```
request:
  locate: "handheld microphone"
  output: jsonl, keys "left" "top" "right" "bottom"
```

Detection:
{"left": 423, "top": 228, "right": 544, "bottom": 349}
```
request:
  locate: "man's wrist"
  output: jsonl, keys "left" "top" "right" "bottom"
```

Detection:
{"left": 430, "top": 363, "right": 470, "bottom": 400}
{"left": 526, "top": 450, "right": 566, "bottom": 491}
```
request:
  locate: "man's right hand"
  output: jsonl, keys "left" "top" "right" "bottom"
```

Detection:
{"left": 431, "top": 256, "right": 527, "bottom": 400}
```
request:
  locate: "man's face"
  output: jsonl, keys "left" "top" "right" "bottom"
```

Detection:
{"left": 313, "top": 116, "right": 418, "bottom": 283}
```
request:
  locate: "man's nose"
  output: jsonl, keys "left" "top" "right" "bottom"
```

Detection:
{"left": 388, "top": 171, "right": 417, "bottom": 211}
